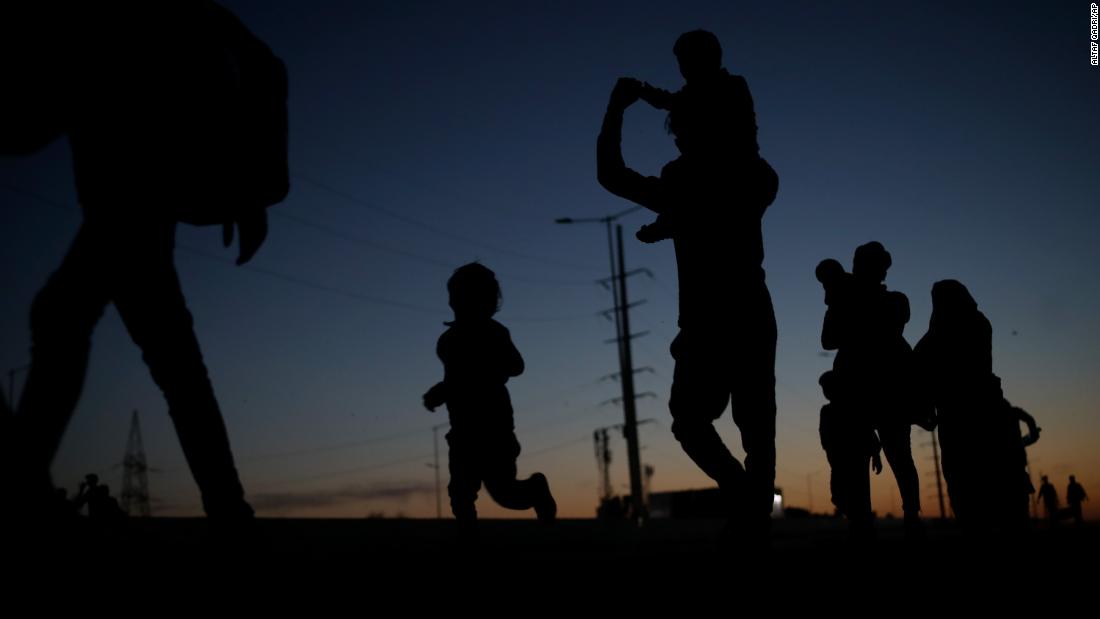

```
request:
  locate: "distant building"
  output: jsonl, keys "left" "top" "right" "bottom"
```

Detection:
{"left": 648, "top": 487, "right": 785, "bottom": 519}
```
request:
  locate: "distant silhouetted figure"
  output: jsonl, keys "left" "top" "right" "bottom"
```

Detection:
{"left": 1037, "top": 476, "right": 1059, "bottom": 526}
{"left": 818, "top": 370, "right": 881, "bottom": 540}
{"left": 72, "top": 474, "right": 99, "bottom": 515}
{"left": 597, "top": 32, "right": 780, "bottom": 544}
{"left": 1066, "top": 476, "right": 1087, "bottom": 526}
{"left": 915, "top": 281, "right": 1034, "bottom": 530}
{"left": 818, "top": 243, "right": 926, "bottom": 539}
{"left": 52, "top": 487, "right": 80, "bottom": 520}
{"left": 630, "top": 30, "right": 770, "bottom": 244}
{"left": 3, "top": 1, "right": 288, "bottom": 522}
{"left": 423, "top": 264, "right": 557, "bottom": 537}
{"left": 73, "top": 474, "right": 125, "bottom": 521}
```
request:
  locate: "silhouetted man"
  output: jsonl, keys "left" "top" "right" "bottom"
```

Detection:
{"left": 5, "top": 1, "right": 288, "bottom": 522}
{"left": 821, "top": 243, "right": 924, "bottom": 538}
{"left": 596, "top": 33, "right": 779, "bottom": 542}
{"left": 1067, "top": 475, "right": 1087, "bottom": 526}
{"left": 915, "top": 281, "right": 1034, "bottom": 531}
{"left": 1037, "top": 476, "right": 1059, "bottom": 526}
{"left": 74, "top": 474, "right": 125, "bottom": 521}
{"left": 631, "top": 30, "right": 762, "bottom": 245}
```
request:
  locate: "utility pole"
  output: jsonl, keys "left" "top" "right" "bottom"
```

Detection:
{"left": 429, "top": 422, "right": 449, "bottom": 519}
{"left": 592, "top": 418, "right": 657, "bottom": 515}
{"left": 120, "top": 410, "right": 151, "bottom": 517}
{"left": 615, "top": 224, "right": 645, "bottom": 522}
{"left": 594, "top": 428, "right": 612, "bottom": 502}
{"left": 556, "top": 207, "right": 653, "bottom": 524}
{"left": 643, "top": 464, "right": 655, "bottom": 506}
{"left": 806, "top": 468, "right": 825, "bottom": 514}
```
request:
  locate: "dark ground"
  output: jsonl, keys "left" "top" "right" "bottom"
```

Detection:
{"left": 7, "top": 515, "right": 1096, "bottom": 612}
{"left": 16, "top": 516, "right": 1097, "bottom": 583}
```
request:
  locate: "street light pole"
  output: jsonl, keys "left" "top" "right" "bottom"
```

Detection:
{"left": 430, "top": 422, "right": 449, "bottom": 519}
{"left": 556, "top": 205, "right": 648, "bottom": 522}
{"left": 806, "top": 468, "right": 826, "bottom": 514}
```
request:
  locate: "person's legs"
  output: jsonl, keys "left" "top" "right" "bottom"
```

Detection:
{"left": 877, "top": 419, "right": 924, "bottom": 539}
{"left": 109, "top": 219, "right": 250, "bottom": 518}
{"left": 445, "top": 431, "right": 481, "bottom": 522}
{"left": 14, "top": 222, "right": 111, "bottom": 499}
{"left": 668, "top": 332, "right": 745, "bottom": 501}
{"left": 844, "top": 453, "right": 875, "bottom": 537}
{"left": 729, "top": 314, "right": 778, "bottom": 524}
{"left": 878, "top": 421, "right": 920, "bottom": 517}
{"left": 480, "top": 431, "right": 556, "bottom": 520}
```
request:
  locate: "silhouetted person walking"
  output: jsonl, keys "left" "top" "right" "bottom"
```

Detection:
{"left": 1066, "top": 476, "right": 1087, "bottom": 526}
{"left": 914, "top": 281, "right": 1033, "bottom": 530}
{"left": 1037, "top": 476, "right": 1059, "bottom": 526}
{"left": 74, "top": 474, "right": 125, "bottom": 521}
{"left": 3, "top": 1, "right": 288, "bottom": 522}
{"left": 423, "top": 263, "right": 556, "bottom": 537}
{"left": 596, "top": 31, "right": 780, "bottom": 543}
{"left": 818, "top": 243, "right": 925, "bottom": 539}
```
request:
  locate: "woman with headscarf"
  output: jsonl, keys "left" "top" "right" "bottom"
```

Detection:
{"left": 914, "top": 280, "right": 1030, "bottom": 528}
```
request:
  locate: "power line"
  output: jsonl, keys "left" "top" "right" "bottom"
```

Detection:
{"left": 237, "top": 426, "right": 437, "bottom": 464}
{"left": 2, "top": 184, "right": 652, "bottom": 486}
{"left": 251, "top": 428, "right": 594, "bottom": 489}
{"left": 293, "top": 174, "right": 603, "bottom": 273}
{"left": 239, "top": 425, "right": 585, "bottom": 489}
{"left": 178, "top": 244, "right": 600, "bottom": 323}
{"left": 251, "top": 451, "right": 435, "bottom": 488}
{"left": 0, "top": 184, "right": 602, "bottom": 323}
{"left": 176, "top": 243, "right": 447, "bottom": 316}
{"left": 556, "top": 215, "right": 651, "bottom": 523}
{"left": 521, "top": 435, "right": 592, "bottom": 460}
{"left": 271, "top": 209, "right": 455, "bottom": 269}
{"left": 180, "top": 245, "right": 600, "bottom": 323}
{"left": 113, "top": 374, "right": 622, "bottom": 482}
{"left": 271, "top": 208, "right": 596, "bottom": 288}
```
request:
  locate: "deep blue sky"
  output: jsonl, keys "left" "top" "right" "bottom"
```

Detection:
{"left": 2, "top": 0, "right": 1098, "bottom": 518}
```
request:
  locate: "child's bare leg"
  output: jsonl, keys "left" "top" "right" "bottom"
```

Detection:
{"left": 446, "top": 434, "right": 481, "bottom": 522}
{"left": 481, "top": 433, "right": 556, "bottom": 521}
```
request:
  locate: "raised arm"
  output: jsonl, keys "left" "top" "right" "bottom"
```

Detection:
{"left": 596, "top": 78, "right": 666, "bottom": 214}
{"left": 638, "top": 82, "right": 677, "bottom": 111}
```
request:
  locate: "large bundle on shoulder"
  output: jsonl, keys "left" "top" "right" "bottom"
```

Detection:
{"left": 0, "top": 2, "right": 68, "bottom": 154}
{"left": 2, "top": 0, "right": 289, "bottom": 225}
{"left": 161, "top": 0, "right": 289, "bottom": 224}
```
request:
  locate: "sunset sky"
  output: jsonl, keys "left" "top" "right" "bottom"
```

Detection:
{"left": 2, "top": 0, "right": 1098, "bottom": 521}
